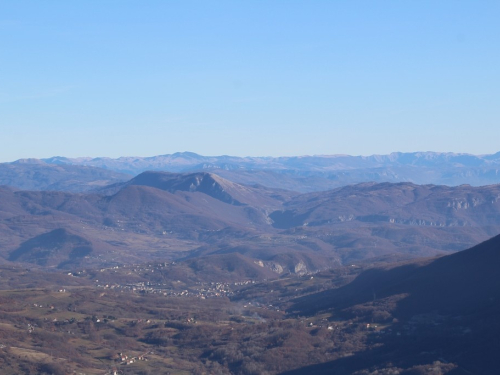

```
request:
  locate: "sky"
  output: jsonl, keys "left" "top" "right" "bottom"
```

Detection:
{"left": 1, "top": 1, "right": 500, "bottom": 162}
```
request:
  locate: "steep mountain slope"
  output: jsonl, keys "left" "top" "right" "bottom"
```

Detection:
{"left": 268, "top": 182, "right": 500, "bottom": 261}
{"left": 271, "top": 182, "right": 500, "bottom": 229}
{"left": 287, "top": 234, "right": 500, "bottom": 374}
{"left": 198, "top": 168, "right": 342, "bottom": 193}
{"left": 108, "top": 170, "right": 295, "bottom": 207}
{"left": 291, "top": 234, "right": 500, "bottom": 316}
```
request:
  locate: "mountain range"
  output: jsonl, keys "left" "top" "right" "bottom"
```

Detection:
{"left": 3, "top": 150, "right": 500, "bottom": 193}
{"left": 1, "top": 154, "right": 500, "bottom": 374}
{"left": 1, "top": 169, "right": 500, "bottom": 277}
{"left": 0, "top": 159, "right": 129, "bottom": 192}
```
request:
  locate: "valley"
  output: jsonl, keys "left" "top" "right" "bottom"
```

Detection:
{"left": 5, "top": 1, "right": 499, "bottom": 373}
{"left": 1, "top": 169, "right": 500, "bottom": 275}
{"left": 2, "top": 234, "right": 499, "bottom": 374}
{"left": 1, "top": 160, "right": 500, "bottom": 374}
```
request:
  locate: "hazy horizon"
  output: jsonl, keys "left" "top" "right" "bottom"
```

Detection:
{"left": 4, "top": 148, "right": 500, "bottom": 164}
{"left": 2, "top": 1, "right": 500, "bottom": 162}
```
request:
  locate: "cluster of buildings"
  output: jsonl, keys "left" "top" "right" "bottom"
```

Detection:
{"left": 117, "top": 351, "right": 149, "bottom": 365}
{"left": 95, "top": 279, "right": 257, "bottom": 300}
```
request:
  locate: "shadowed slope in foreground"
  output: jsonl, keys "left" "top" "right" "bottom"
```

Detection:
{"left": 286, "top": 234, "right": 500, "bottom": 374}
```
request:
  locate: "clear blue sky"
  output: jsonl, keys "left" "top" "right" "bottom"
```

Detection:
{"left": 1, "top": 1, "right": 499, "bottom": 162}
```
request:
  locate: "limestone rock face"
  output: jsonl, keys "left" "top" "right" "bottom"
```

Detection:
{"left": 268, "top": 262, "right": 284, "bottom": 274}
{"left": 294, "top": 261, "right": 307, "bottom": 275}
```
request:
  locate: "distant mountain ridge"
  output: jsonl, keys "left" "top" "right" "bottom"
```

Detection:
{"left": 40, "top": 150, "right": 500, "bottom": 170}
{"left": 38, "top": 151, "right": 500, "bottom": 192}
{"left": 2, "top": 151, "right": 500, "bottom": 193}
{"left": 0, "top": 160, "right": 130, "bottom": 192}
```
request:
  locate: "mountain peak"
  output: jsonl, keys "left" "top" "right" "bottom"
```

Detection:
{"left": 171, "top": 151, "right": 203, "bottom": 158}
{"left": 127, "top": 171, "right": 245, "bottom": 205}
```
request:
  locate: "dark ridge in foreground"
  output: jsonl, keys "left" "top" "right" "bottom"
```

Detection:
{"left": 285, "top": 234, "right": 500, "bottom": 374}
{"left": 290, "top": 233, "right": 500, "bottom": 317}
